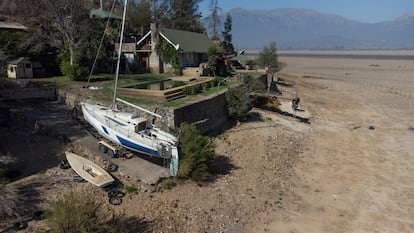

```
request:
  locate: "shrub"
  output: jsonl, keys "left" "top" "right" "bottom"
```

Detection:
{"left": 177, "top": 123, "right": 215, "bottom": 181}
{"left": 60, "top": 61, "right": 88, "bottom": 81}
{"left": 211, "top": 77, "right": 224, "bottom": 87}
{"left": 193, "top": 84, "right": 202, "bottom": 93}
{"left": 124, "top": 185, "right": 138, "bottom": 194}
{"left": 202, "top": 82, "right": 211, "bottom": 90}
{"left": 45, "top": 192, "right": 128, "bottom": 233}
{"left": 245, "top": 75, "right": 266, "bottom": 93}
{"left": 161, "top": 179, "right": 177, "bottom": 190}
{"left": 183, "top": 84, "right": 202, "bottom": 95}
{"left": 172, "top": 81, "right": 186, "bottom": 88}
{"left": 157, "top": 40, "right": 181, "bottom": 75}
{"left": 183, "top": 86, "right": 192, "bottom": 95}
{"left": 225, "top": 85, "right": 254, "bottom": 121}
{"left": 172, "top": 63, "right": 182, "bottom": 76}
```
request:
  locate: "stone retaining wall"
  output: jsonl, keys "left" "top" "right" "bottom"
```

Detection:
{"left": 173, "top": 92, "right": 233, "bottom": 134}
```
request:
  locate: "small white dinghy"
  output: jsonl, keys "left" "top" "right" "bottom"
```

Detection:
{"left": 65, "top": 151, "right": 114, "bottom": 187}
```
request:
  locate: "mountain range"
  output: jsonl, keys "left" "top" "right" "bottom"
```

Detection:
{"left": 206, "top": 8, "right": 414, "bottom": 50}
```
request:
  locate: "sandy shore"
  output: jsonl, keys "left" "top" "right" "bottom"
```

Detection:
{"left": 249, "top": 55, "right": 414, "bottom": 232}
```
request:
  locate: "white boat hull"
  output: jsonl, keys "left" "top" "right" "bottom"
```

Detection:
{"left": 82, "top": 103, "right": 158, "bottom": 156}
{"left": 81, "top": 102, "right": 179, "bottom": 176}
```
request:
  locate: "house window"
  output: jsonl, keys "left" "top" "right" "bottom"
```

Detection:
{"left": 9, "top": 67, "right": 14, "bottom": 72}
{"left": 26, "top": 63, "right": 31, "bottom": 69}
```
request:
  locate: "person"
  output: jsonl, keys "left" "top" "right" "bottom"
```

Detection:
{"left": 292, "top": 97, "right": 300, "bottom": 111}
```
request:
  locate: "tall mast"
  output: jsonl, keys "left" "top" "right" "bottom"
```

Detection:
{"left": 112, "top": 0, "right": 128, "bottom": 109}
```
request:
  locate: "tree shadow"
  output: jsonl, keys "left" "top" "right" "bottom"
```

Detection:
{"left": 203, "top": 119, "right": 237, "bottom": 137}
{"left": 17, "top": 180, "right": 49, "bottom": 214}
{"left": 275, "top": 80, "right": 293, "bottom": 87}
{"left": 208, "top": 154, "right": 240, "bottom": 182}
{"left": 272, "top": 108, "right": 310, "bottom": 124}
{"left": 0, "top": 127, "right": 68, "bottom": 182}
{"left": 0, "top": 180, "right": 46, "bottom": 231}
{"left": 112, "top": 216, "right": 152, "bottom": 233}
{"left": 244, "top": 111, "right": 265, "bottom": 123}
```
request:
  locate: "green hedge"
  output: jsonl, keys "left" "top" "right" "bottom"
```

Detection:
{"left": 60, "top": 61, "right": 88, "bottom": 81}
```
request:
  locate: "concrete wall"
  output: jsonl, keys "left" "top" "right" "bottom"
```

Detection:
{"left": 174, "top": 92, "right": 233, "bottom": 134}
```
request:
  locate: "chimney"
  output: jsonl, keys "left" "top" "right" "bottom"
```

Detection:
{"left": 149, "top": 22, "right": 161, "bottom": 73}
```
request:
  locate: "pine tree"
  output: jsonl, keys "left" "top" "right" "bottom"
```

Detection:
{"left": 206, "top": 0, "right": 221, "bottom": 40}
{"left": 163, "top": 0, "right": 205, "bottom": 33}
{"left": 127, "top": 0, "right": 152, "bottom": 34}
{"left": 221, "top": 14, "right": 235, "bottom": 55}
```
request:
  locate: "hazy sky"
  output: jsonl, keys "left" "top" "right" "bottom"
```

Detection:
{"left": 199, "top": 0, "right": 414, "bottom": 23}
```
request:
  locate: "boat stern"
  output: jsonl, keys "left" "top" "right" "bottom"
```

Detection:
{"left": 169, "top": 147, "right": 179, "bottom": 176}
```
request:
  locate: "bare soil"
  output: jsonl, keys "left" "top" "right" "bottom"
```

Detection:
{"left": 251, "top": 56, "right": 414, "bottom": 232}
{"left": 1, "top": 55, "right": 413, "bottom": 232}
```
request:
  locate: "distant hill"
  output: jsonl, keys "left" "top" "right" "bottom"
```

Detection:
{"left": 204, "top": 8, "right": 414, "bottom": 50}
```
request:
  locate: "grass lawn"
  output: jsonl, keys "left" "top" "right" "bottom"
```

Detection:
{"left": 32, "top": 72, "right": 262, "bottom": 108}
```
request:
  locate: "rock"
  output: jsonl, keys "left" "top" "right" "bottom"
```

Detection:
{"left": 170, "top": 199, "right": 179, "bottom": 208}
{"left": 141, "top": 183, "right": 155, "bottom": 193}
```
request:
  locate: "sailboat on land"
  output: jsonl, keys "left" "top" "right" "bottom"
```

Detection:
{"left": 81, "top": 0, "right": 179, "bottom": 176}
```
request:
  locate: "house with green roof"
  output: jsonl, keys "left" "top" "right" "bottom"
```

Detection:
{"left": 121, "top": 23, "right": 214, "bottom": 75}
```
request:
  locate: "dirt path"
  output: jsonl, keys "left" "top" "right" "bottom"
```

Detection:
{"left": 250, "top": 58, "right": 414, "bottom": 232}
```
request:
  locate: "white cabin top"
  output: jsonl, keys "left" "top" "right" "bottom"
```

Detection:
{"left": 115, "top": 112, "right": 144, "bottom": 124}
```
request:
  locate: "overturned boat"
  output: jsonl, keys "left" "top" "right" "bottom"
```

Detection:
{"left": 65, "top": 151, "right": 114, "bottom": 187}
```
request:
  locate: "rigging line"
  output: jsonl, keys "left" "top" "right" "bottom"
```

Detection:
{"left": 86, "top": 0, "right": 117, "bottom": 86}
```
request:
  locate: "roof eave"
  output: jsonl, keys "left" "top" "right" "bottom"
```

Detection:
{"left": 159, "top": 32, "right": 180, "bottom": 50}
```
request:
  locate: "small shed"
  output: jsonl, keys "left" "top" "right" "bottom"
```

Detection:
{"left": 7, "top": 57, "right": 33, "bottom": 79}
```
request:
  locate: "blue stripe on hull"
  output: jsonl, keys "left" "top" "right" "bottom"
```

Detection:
{"left": 102, "top": 126, "right": 109, "bottom": 135}
{"left": 116, "top": 136, "right": 158, "bottom": 156}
